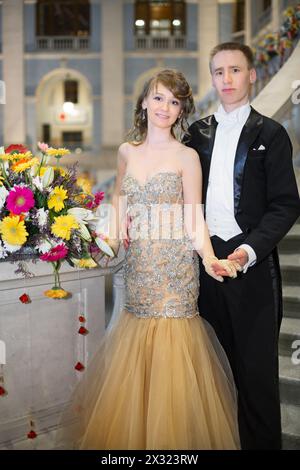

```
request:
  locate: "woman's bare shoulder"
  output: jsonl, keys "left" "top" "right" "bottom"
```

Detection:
{"left": 178, "top": 144, "right": 200, "bottom": 169}
{"left": 118, "top": 141, "right": 142, "bottom": 162}
{"left": 118, "top": 142, "right": 130, "bottom": 160}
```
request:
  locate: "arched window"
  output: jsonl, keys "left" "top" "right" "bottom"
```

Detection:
{"left": 135, "top": 1, "right": 186, "bottom": 39}
{"left": 36, "top": 0, "right": 90, "bottom": 37}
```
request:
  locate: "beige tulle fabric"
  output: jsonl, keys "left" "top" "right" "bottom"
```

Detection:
{"left": 57, "top": 172, "right": 240, "bottom": 450}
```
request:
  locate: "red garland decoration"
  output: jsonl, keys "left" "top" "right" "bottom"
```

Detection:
{"left": 27, "top": 420, "right": 37, "bottom": 439}
{"left": 75, "top": 361, "right": 85, "bottom": 372}
{"left": 27, "top": 430, "right": 37, "bottom": 439}
{"left": 78, "top": 326, "right": 88, "bottom": 335}
{"left": 75, "top": 314, "right": 88, "bottom": 371}
{"left": 19, "top": 293, "right": 31, "bottom": 304}
{"left": 0, "top": 367, "right": 6, "bottom": 397}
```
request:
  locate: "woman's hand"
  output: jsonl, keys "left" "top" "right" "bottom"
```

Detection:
{"left": 202, "top": 256, "right": 242, "bottom": 282}
{"left": 121, "top": 214, "right": 131, "bottom": 250}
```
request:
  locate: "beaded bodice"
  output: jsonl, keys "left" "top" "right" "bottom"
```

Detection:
{"left": 120, "top": 172, "right": 199, "bottom": 319}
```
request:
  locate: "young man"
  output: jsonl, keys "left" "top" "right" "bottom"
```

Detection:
{"left": 185, "top": 42, "right": 300, "bottom": 450}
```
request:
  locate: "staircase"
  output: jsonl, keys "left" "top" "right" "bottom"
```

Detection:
{"left": 279, "top": 219, "right": 300, "bottom": 449}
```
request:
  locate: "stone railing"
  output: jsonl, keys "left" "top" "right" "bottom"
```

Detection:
{"left": 135, "top": 35, "right": 186, "bottom": 50}
{"left": 35, "top": 36, "right": 90, "bottom": 51}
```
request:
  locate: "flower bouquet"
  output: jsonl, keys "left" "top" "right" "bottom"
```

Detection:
{"left": 0, "top": 143, "right": 115, "bottom": 299}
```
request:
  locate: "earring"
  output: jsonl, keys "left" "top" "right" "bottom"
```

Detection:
{"left": 176, "top": 116, "right": 182, "bottom": 127}
{"left": 142, "top": 109, "right": 146, "bottom": 121}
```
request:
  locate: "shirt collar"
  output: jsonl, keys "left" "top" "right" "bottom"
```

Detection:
{"left": 214, "top": 102, "right": 251, "bottom": 126}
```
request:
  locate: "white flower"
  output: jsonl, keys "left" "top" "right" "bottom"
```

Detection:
{"left": 78, "top": 222, "right": 91, "bottom": 241}
{"left": 36, "top": 208, "right": 48, "bottom": 228}
{"left": 30, "top": 162, "right": 39, "bottom": 177}
{"left": 3, "top": 160, "right": 9, "bottom": 172}
{"left": 3, "top": 242, "right": 22, "bottom": 253}
{"left": 0, "top": 186, "right": 9, "bottom": 210}
{"left": 95, "top": 235, "right": 115, "bottom": 257}
{"left": 0, "top": 242, "right": 8, "bottom": 259}
{"left": 32, "top": 176, "right": 43, "bottom": 191}
{"left": 37, "top": 239, "right": 53, "bottom": 254}
{"left": 68, "top": 207, "right": 96, "bottom": 223}
{"left": 41, "top": 167, "right": 54, "bottom": 188}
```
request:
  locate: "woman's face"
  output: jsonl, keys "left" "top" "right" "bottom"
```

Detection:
{"left": 143, "top": 82, "right": 182, "bottom": 130}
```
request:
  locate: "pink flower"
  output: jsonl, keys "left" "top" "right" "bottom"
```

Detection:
{"left": 94, "top": 191, "right": 105, "bottom": 205}
{"left": 40, "top": 244, "right": 69, "bottom": 262}
{"left": 37, "top": 142, "right": 49, "bottom": 153}
{"left": 85, "top": 191, "right": 105, "bottom": 209}
{"left": 6, "top": 186, "right": 35, "bottom": 214}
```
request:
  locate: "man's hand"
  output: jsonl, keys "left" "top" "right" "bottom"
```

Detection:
{"left": 211, "top": 259, "right": 242, "bottom": 278}
{"left": 203, "top": 256, "right": 241, "bottom": 282}
{"left": 227, "top": 248, "right": 249, "bottom": 268}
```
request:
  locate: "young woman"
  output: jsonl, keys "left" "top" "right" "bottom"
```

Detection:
{"left": 60, "top": 69, "right": 241, "bottom": 450}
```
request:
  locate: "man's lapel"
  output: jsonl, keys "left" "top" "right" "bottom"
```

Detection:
{"left": 233, "top": 107, "right": 263, "bottom": 214}
{"left": 201, "top": 115, "right": 218, "bottom": 202}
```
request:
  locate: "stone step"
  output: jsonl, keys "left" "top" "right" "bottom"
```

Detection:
{"left": 280, "top": 254, "right": 300, "bottom": 285}
{"left": 283, "top": 286, "right": 300, "bottom": 319}
{"left": 281, "top": 403, "right": 300, "bottom": 450}
{"left": 279, "top": 355, "right": 300, "bottom": 406}
{"left": 279, "top": 224, "right": 300, "bottom": 253}
{"left": 279, "top": 317, "right": 300, "bottom": 356}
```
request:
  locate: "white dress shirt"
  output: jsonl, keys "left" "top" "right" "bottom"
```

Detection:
{"left": 206, "top": 101, "right": 256, "bottom": 272}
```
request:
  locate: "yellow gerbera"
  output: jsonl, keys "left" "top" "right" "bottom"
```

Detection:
{"left": 44, "top": 288, "right": 70, "bottom": 299}
{"left": 0, "top": 215, "right": 28, "bottom": 245}
{"left": 76, "top": 175, "right": 93, "bottom": 195}
{"left": 48, "top": 186, "right": 68, "bottom": 212}
{"left": 46, "top": 148, "right": 70, "bottom": 158}
{"left": 9, "top": 151, "right": 33, "bottom": 161}
{"left": 11, "top": 157, "right": 39, "bottom": 173}
{"left": 73, "top": 257, "right": 97, "bottom": 268}
{"left": 51, "top": 215, "right": 79, "bottom": 240}
{"left": 54, "top": 166, "right": 66, "bottom": 176}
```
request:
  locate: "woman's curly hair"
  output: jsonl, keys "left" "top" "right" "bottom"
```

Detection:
{"left": 126, "top": 69, "right": 195, "bottom": 145}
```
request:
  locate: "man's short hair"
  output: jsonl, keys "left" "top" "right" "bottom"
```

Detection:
{"left": 209, "top": 42, "right": 254, "bottom": 71}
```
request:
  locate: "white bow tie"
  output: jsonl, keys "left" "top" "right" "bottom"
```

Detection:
{"left": 214, "top": 111, "right": 240, "bottom": 125}
{"left": 214, "top": 104, "right": 251, "bottom": 126}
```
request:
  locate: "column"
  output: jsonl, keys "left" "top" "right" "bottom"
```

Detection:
{"left": 2, "top": 0, "right": 26, "bottom": 145}
{"left": 245, "top": 0, "right": 253, "bottom": 46}
{"left": 271, "top": 0, "right": 281, "bottom": 33}
{"left": 198, "top": 0, "right": 219, "bottom": 99}
{"left": 101, "top": 0, "right": 124, "bottom": 147}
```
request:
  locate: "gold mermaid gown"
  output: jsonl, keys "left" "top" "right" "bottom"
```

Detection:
{"left": 61, "top": 172, "right": 240, "bottom": 450}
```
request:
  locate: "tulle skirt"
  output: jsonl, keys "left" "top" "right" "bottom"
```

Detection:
{"left": 58, "top": 310, "right": 240, "bottom": 450}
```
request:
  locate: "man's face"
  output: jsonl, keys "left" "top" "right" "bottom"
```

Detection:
{"left": 211, "top": 50, "right": 256, "bottom": 110}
